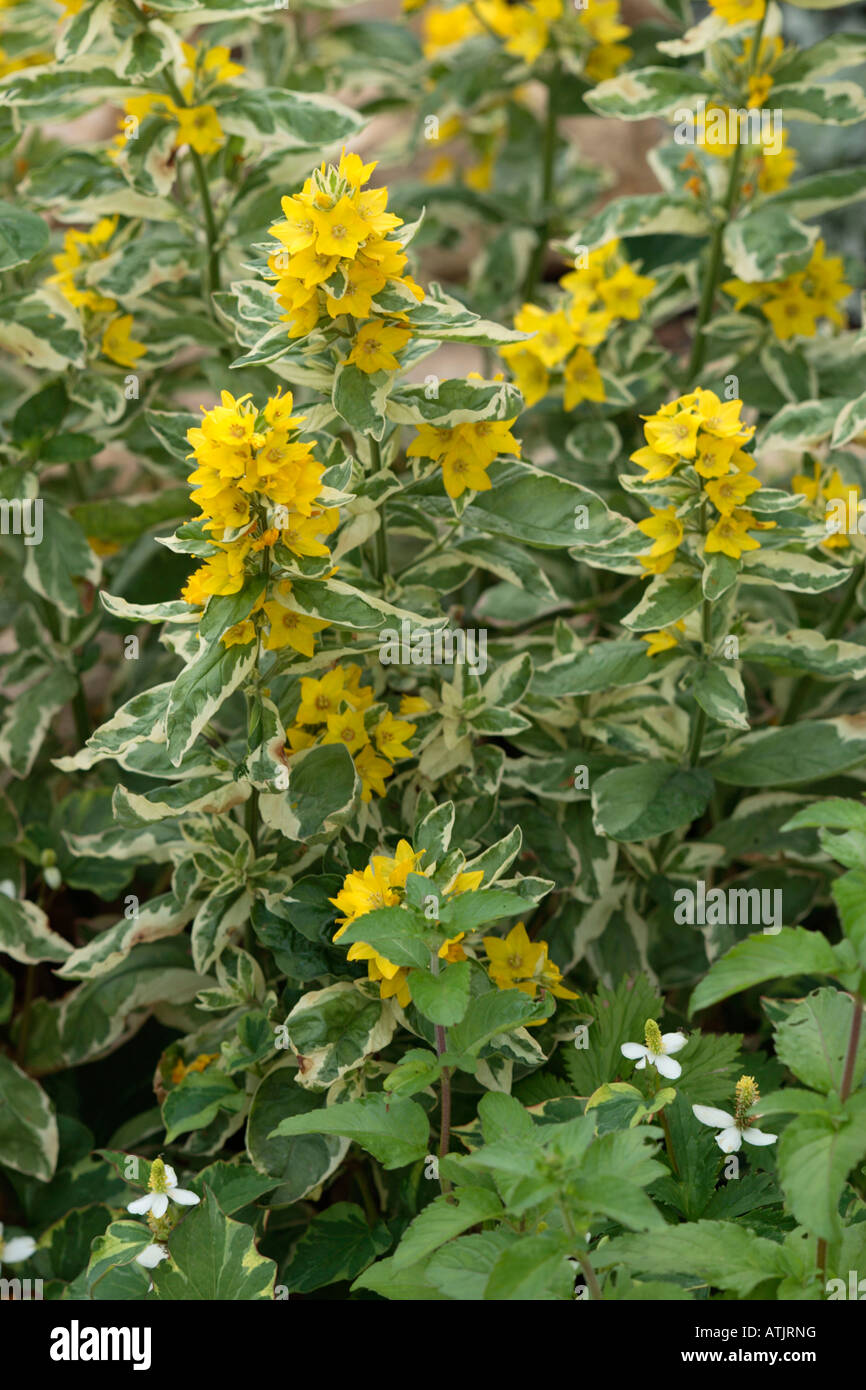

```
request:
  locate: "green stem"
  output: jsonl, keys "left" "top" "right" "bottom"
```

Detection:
{"left": 840, "top": 993, "right": 864, "bottom": 1104}
{"left": 430, "top": 953, "right": 453, "bottom": 1198}
{"left": 521, "top": 59, "right": 560, "bottom": 304}
{"left": 687, "top": 596, "right": 713, "bottom": 767}
{"left": 684, "top": 10, "right": 766, "bottom": 384}
{"left": 369, "top": 437, "right": 389, "bottom": 582}
{"left": 559, "top": 1203, "right": 603, "bottom": 1300}
{"left": 158, "top": 70, "right": 221, "bottom": 299}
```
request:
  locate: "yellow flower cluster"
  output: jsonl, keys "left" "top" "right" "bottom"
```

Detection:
{"left": 112, "top": 44, "right": 242, "bottom": 157}
{"left": 331, "top": 840, "right": 479, "bottom": 1004}
{"left": 502, "top": 240, "right": 655, "bottom": 408}
{"left": 709, "top": 0, "right": 764, "bottom": 24}
{"left": 284, "top": 666, "right": 419, "bottom": 803}
{"left": 48, "top": 217, "right": 145, "bottom": 368}
{"left": 182, "top": 389, "right": 335, "bottom": 658}
{"left": 723, "top": 240, "right": 851, "bottom": 342}
{"left": 267, "top": 150, "right": 423, "bottom": 363}
{"left": 407, "top": 413, "right": 521, "bottom": 499}
{"left": 792, "top": 462, "right": 862, "bottom": 552}
{"left": 420, "top": 0, "right": 630, "bottom": 76}
{"left": 632, "top": 390, "right": 775, "bottom": 579}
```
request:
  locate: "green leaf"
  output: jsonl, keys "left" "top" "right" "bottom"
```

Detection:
{"left": 777, "top": 1100, "right": 866, "bottom": 1243}
{"left": 394, "top": 1187, "right": 503, "bottom": 1268}
{"left": 0, "top": 894, "right": 71, "bottom": 965}
{"left": 152, "top": 1189, "right": 276, "bottom": 1300}
{"left": 283, "top": 1202, "right": 392, "bottom": 1292}
{"left": 166, "top": 638, "right": 257, "bottom": 765}
{"left": 622, "top": 576, "right": 703, "bottom": 632}
{"left": 724, "top": 208, "right": 817, "bottom": 283}
{"left": 0, "top": 201, "right": 48, "bottom": 270}
{"left": 772, "top": 988, "right": 866, "bottom": 1094}
{"left": 536, "top": 640, "right": 675, "bottom": 697}
{"left": 833, "top": 869, "right": 866, "bottom": 969}
{"left": 246, "top": 1066, "right": 348, "bottom": 1201}
{"left": 447, "top": 989, "right": 544, "bottom": 1056}
{"left": 332, "top": 361, "right": 390, "bottom": 439}
{"left": 594, "top": 1220, "right": 793, "bottom": 1296}
{"left": 408, "top": 961, "right": 472, "bottom": 1026}
{"left": 269, "top": 1094, "right": 429, "bottom": 1169}
{"left": 689, "top": 661, "right": 750, "bottom": 731}
{"left": 216, "top": 88, "right": 364, "bottom": 148}
{"left": 283, "top": 981, "right": 397, "bottom": 1090}
{"left": 709, "top": 718, "right": 866, "bottom": 787}
{"left": 0, "top": 1053, "right": 58, "bottom": 1181}
{"left": 484, "top": 1232, "right": 573, "bottom": 1300}
{"left": 584, "top": 67, "right": 715, "bottom": 120}
{"left": 592, "top": 763, "right": 714, "bottom": 842}
{"left": 689, "top": 927, "right": 841, "bottom": 1014}
{"left": 335, "top": 906, "right": 434, "bottom": 970}
{"left": 162, "top": 1070, "right": 245, "bottom": 1145}
{"left": 438, "top": 888, "right": 533, "bottom": 932}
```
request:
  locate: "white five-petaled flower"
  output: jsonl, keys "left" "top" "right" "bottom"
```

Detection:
{"left": 0, "top": 1221, "right": 36, "bottom": 1269}
{"left": 621, "top": 1018, "right": 687, "bottom": 1080}
{"left": 692, "top": 1075, "right": 778, "bottom": 1153}
{"left": 127, "top": 1160, "right": 200, "bottom": 1219}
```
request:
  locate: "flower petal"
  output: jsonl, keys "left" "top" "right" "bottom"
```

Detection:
{"left": 693, "top": 1105, "right": 735, "bottom": 1128}
{"left": 742, "top": 1126, "right": 777, "bottom": 1146}
{"left": 654, "top": 1053, "right": 682, "bottom": 1079}
{"left": 151, "top": 1193, "right": 169, "bottom": 1219}
{"left": 127, "top": 1194, "right": 154, "bottom": 1216}
{"left": 661, "top": 1032, "right": 687, "bottom": 1053}
{"left": 170, "top": 1188, "right": 201, "bottom": 1206}
{"left": 136, "top": 1244, "right": 169, "bottom": 1269}
{"left": 716, "top": 1127, "right": 742, "bottom": 1153}
{"left": 3, "top": 1236, "right": 36, "bottom": 1263}
{"left": 621, "top": 1043, "right": 647, "bottom": 1060}
{"left": 163, "top": 1164, "right": 178, "bottom": 1189}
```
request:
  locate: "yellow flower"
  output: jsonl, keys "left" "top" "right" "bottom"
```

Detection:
{"left": 278, "top": 508, "right": 338, "bottom": 558}
{"left": 597, "top": 265, "right": 655, "bottom": 321}
{"left": 501, "top": 346, "right": 549, "bottom": 406}
{"left": 637, "top": 506, "right": 683, "bottom": 558}
{"left": 296, "top": 669, "right": 347, "bottom": 725}
{"left": 101, "top": 314, "right": 145, "bottom": 368}
{"left": 519, "top": 306, "right": 577, "bottom": 368}
{"left": 705, "top": 508, "right": 762, "bottom": 559}
{"left": 374, "top": 711, "right": 416, "bottom": 761}
{"left": 355, "top": 743, "right": 393, "bottom": 802}
{"left": 563, "top": 348, "right": 605, "bottom": 408}
{"left": 641, "top": 622, "right": 685, "bottom": 657}
{"left": 629, "top": 445, "right": 678, "bottom": 482}
{"left": 171, "top": 1052, "right": 219, "bottom": 1085}
{"left": 484, "top": 922, "right": 545, "bottom": 996}
{"left": 644, "top": 409, "right": 700, "bottom": 459}
{"left": 584, "top": 41, "right": 632, "bottom": 83}
{"left": 709, "top": 0, "right": 765, "bottom": 23}
{"left": 262, "top": 597, "right": 328, "bottom": 657}
{"left": 221, "top": 619, "right": 256, "bottom": 648}
{"left": 693, "top": 390, "right": 752, "bottom": 440}
{"left": 438, "top": 933, "right": 467, "bottom": 962}
{"left": 174, "top": 104, "right": 223, "bottom": 156}
{"left": 694, "top": 433, "right": 737, "bottom": 479}
{"left": 705, "top": 471, "right": 761, "bottom": 515}
{"left": 346, "top": 321, "right": 411, "bottom": 373}
{"left": 399, "top": 694, "right": 431, "bottom": 716}
{"left": 323, "top": 708, "right": 369, "bottom": 754}
{"left": 331, "top": 840, "right": 423, "bottom": 932}
{"left": 761, "top": 287, "right": 820, "bottom": 340}
{"left": 441, "top": 450, "right": 493, "bottom": 499}
{"left": 792, "top": 460, "right": 822, "bottom": 504}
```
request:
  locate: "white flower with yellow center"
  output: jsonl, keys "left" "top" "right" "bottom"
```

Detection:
{"left": 693, "top": 1075, "right": 778, "bottom": 1153}
{"left": 621, "top": 1018, "right": 687, "bottom": 1080}
{"left": 127, "top": 1158, "right": 200, "bottom": 1219}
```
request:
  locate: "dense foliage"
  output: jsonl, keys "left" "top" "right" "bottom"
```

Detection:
{"left": 1, "top": 0, "right": 866, "bottom": 1303}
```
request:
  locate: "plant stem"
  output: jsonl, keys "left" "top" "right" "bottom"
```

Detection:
{"left": 521, "top": 59, "right": 560, "bottom": 303}
{"left": 159, "top": 68, "right": 221, "bottom": 298}
{"left": 560, "top": 1202, "right": 603, "bottom": 1300}
{"left": 431, "top": 953, "right": 454, "bottom": 1198}
{"left": 687, "top": 596, "right": 713, "bottom": 766}
{"left": 369, "top": 437, "right": 389, "bottom": 582}
{"left": 684, "top": 10, "right": 766, "bottom": 384}
{"left": 840, "top": 992, "right": 864, "bottom": 1104}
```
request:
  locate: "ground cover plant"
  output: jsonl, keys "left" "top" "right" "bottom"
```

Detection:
{"left": 1, "top": 0, "right": 866, "bottom": 1304}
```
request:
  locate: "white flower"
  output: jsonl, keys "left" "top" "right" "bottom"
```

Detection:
{"left": 136, "top": 1243, "right": 169, "bottom": 1269}
{"left": 621, "top": 1019, "right": 687, "bottom": 1080}
{"left": 0, "top": 1221, "right": 36, "bottom": 1269}
{"left": 692, "top": 1104, "right": 778, "bottom": 1153}
{"left": 127, "top": 1161, "right": 200, "bottom": 1219}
